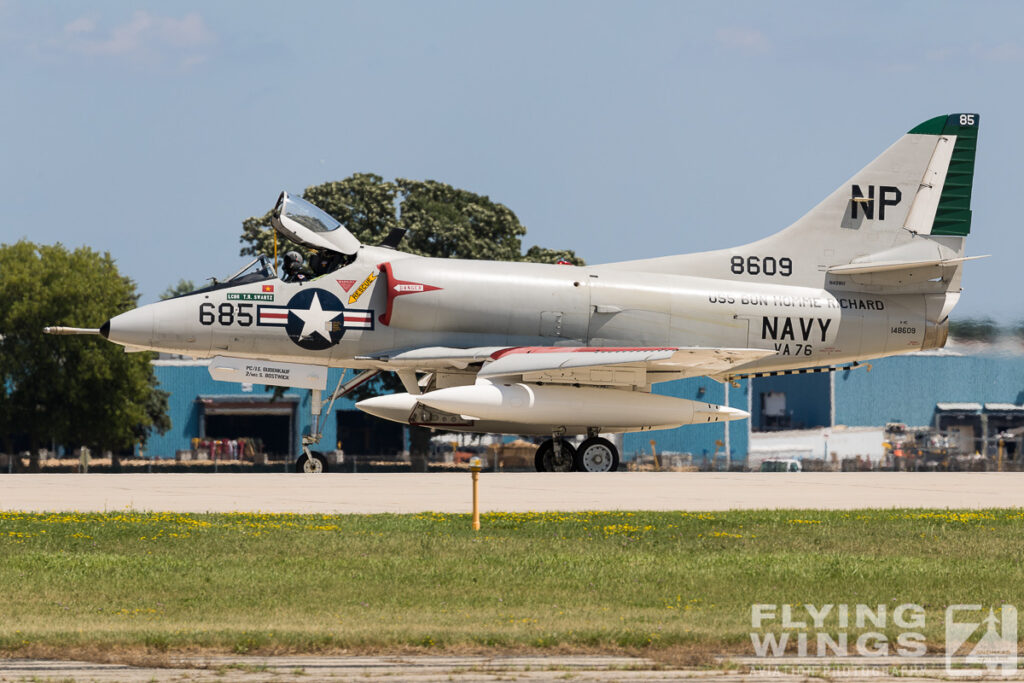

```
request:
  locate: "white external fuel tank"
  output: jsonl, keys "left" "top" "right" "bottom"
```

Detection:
{"left": 402, "top": 380, "right": 746, "bottom": 431}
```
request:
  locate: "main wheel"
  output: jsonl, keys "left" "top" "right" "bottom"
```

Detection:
{"left": 296, "top": 451, "right": 328, "bottom": 473}
{"left": 534, "top": 441, "right": 549, "bottom": 472}
{"left": 537, "top": 438, "right": 576, "bottom": 472}
{"left": 574, "top": 437, "right": 619, "bottom": 473}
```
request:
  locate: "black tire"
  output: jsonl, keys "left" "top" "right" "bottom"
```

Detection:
{"left": 541, "top": 438, "right": 576, "bottom": 472}
{"left": 574, "top": 437, "right": 619, "bottom": 473}
{"left": 534, "top": 440, "right": 550, "bottom": 472}
{"left": 296, "top": 451, "right": 328, "bottom": 473}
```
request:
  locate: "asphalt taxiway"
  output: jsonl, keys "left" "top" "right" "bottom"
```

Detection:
{"left": 2, "top": 472, "right": 1023, "bottom": 513}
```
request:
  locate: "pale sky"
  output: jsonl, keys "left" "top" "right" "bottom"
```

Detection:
{"left": 2, "top": 1, "right": 1021, "bottom": 320}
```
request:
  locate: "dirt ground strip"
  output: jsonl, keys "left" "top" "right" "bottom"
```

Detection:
{"left": 2, "top": 654, "right": 1016, "bottom": 682}
{"left": 3, "top": 472, "right": 1024, "bottom": 514}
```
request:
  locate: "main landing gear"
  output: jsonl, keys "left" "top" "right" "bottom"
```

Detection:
{"left": 575, "top": 437, "right": 619, "bottom": 473}
{"left": 534, "top": 438, "right": 576, "bottom": 472}
{"left": 535, "top": 430, "right": 620, "bottom": 472}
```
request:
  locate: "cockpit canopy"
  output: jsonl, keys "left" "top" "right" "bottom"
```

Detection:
{"left": 271, "top": 191, "right": 361, "bottom": 256}
{"left": 172, "top": 255, "right": 275, "bottom": 299}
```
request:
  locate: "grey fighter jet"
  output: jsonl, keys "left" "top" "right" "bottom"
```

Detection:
{"left": 47, "top": 114, "right": 983, "bottom": 473}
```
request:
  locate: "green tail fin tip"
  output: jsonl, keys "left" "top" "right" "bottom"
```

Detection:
{"left": 908, "top": 113, "right": 978, "bottom": 236}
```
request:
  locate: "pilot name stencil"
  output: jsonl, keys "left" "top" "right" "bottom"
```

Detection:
{"left": 227, "top": 293, "right": 274, "bottom": 302}
{"left": 243, "top": 363, "right": 294, "bottom": 382}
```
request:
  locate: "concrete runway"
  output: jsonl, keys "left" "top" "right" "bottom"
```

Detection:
{"left": 2, "top": 472, "right": 1024, "bottom": 513}
{"left": 0, "top": 655, "right": 991, "bottom": 682}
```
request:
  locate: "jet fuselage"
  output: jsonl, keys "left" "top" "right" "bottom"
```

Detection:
{"left": 105, "top": 244, "right": 943, "bottom": 378}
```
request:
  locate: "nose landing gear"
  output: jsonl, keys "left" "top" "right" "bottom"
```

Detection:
{"left": 294, "top": 368, "right": 380, "bottom": 474}
{"left": 297, "top": 450, "right": 328, "bottom": 473}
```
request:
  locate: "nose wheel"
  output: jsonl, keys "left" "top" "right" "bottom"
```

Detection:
{"left": 574, "top": 437, "right": 619, "bottom": 472}
{"left": 296, "top": 449, "right": 328, "bottom": 473}
{"left": 534, "top": 438, "right": 577, "bottom": 472}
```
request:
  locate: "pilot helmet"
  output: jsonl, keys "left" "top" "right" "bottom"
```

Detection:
{"left": 283, "top": 251, "right": 304, "bottom": 271}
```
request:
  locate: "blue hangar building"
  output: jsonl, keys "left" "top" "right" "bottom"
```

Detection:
{"left": 746, "top": 349, "right": 1024, "bottom": 458}
{"left": 747, "top": 352, "right": 1024, "bottom": 430}
{"left": 145, "top": 359, "right": 749, "bottom": 464}
{"left": 148, "top": 360, "right": 399, "bottom": 461}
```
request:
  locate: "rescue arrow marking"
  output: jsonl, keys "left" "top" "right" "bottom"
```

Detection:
{"left": 349, "top": 272, "right": 376, "bottom": 304}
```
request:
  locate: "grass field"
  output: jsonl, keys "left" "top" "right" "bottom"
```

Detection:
{"left": 1, "top": 508, "right": 1022, "bottom": 658}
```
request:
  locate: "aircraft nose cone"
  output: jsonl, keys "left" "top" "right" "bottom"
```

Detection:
{"left": 104, "top": 306, "right": 155, "bottom": 349}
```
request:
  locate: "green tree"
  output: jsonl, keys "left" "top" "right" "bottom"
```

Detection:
{"left": 522, "top": 245, "right": 585, "bottom": 266}
{"left": 949, "top": 318, "right": 1000, "bottom": 343}
{"left": 160, "top": 279, "right": 196, "bottom": 300}
{"left": 240, "top": 173, "right": 583, "bottom": 264}
{"left": 0, "top": 241, "right": 170, "bottom": 471}
{"left": 240, "top": 174, "right": 583, "bottom": 469}
{"left": 396, "top": 178, "right": 526, "bottom": 260}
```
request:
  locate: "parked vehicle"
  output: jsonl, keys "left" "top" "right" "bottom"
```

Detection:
{"left": 759, "top": 458, "right": 802, "bottom": 472}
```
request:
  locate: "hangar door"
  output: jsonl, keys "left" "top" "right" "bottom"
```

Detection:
{"left": 201, "top": 397, "right": 297, "bottom": 458}
{"left": 337, "top": 410, "right": 404, "bottom": 457}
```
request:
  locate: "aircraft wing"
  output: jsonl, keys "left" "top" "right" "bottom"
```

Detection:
{"left": 359, "top": 345, "right": 774, "bottom": 386}
{"left": 479, "top": 346, "right": 774, "bottom": 385}
{"left": 355, "top": 346, "right": 509, "bottom": 369}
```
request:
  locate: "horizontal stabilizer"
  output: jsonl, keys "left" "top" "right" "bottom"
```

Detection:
{"left": 828, "top": 255, "right": 988, "bottom": 275}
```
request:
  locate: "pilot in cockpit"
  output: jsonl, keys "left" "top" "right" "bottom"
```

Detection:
{"left": 282, "top": 251, "right": 310, "bottom": 283}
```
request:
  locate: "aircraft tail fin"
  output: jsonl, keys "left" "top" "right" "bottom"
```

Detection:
{"left": 610, "top": 113, "right": 981, "bottom": 293}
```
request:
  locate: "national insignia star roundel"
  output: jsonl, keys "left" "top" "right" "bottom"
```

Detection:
{"left": 255, "top": 287, "right": 375, "bottom": 350}
{"left": 256, "top": 288, "right": 376, "bottom": 352}
{"left": 285, "top": 289, "right": 345, "bottom": 350}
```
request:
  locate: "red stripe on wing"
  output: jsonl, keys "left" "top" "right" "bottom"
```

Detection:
{"left": 489, "top": 346, "right": 678, "bottom": 360}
